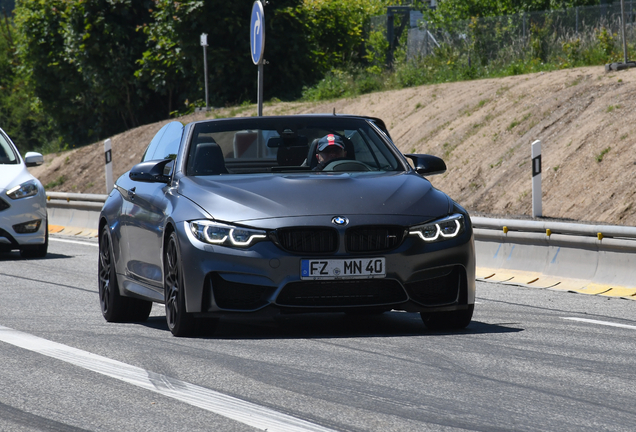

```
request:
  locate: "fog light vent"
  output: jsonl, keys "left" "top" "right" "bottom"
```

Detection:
{"left": 13, "top": 219, "right": 41, "bottom": 234}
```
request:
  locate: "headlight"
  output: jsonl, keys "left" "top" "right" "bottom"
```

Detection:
{"left": 6, "top": 180, "right": 39, "bottom": 200}
{"left": 409, "top": 214, "right": 464, "bottom": 242}
{"left": 189, "top": 220, "right": 267, "bottom": 248}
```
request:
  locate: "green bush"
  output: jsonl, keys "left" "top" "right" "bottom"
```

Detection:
{"left": 302, "top": 69, "right": 352, "bottom": 101}
{"left": 596, "top": 27, "right": 620, "bottom": 62}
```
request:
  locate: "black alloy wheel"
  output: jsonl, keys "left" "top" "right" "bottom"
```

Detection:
{"left": 99, "top": 225, "right": 152, "bottom": 322}
{"left": 164, "top": 231, "right": 195, "bottom": 336}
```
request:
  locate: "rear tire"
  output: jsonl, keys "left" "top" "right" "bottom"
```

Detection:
{"left": 164, "top": 232, "right": 196, "bottom": 337}
{"left": 98, "top": 225, "right": 152, "bottom": 322}
{"left": 421, "top": 305, "right": 474, "bottom": 330}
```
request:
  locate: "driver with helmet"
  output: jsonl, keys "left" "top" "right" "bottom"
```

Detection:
{"left": 314, "top": 134, "right": 347, "bottom": 171}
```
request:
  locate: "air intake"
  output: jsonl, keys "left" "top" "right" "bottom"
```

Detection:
{"left": 276, "top": 228, "right": 338, "bottom": 254}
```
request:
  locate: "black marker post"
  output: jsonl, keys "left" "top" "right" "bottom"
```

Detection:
{"left": 104, "top": 138, "right": 113, "bottom": 193}
{"left": 531, "top": 140, "right": 542, "bottom": 218}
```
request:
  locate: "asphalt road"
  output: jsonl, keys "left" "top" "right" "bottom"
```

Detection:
{"left": 0, "top": 235, "right": 635, "bottom": 432}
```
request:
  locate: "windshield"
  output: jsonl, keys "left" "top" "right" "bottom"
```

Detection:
{"left": 185, "top": 117, "right": 404, "bottom": 176}
{"left": 0, "top": 132, "right": 18, "bottom": 165}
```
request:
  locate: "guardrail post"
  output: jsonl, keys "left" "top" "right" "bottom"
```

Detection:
{"left": 104, "top": 138, "right": 113, "bottom": 193}
{"left": 531, "top": 140, "right": 542, "bottom": 218}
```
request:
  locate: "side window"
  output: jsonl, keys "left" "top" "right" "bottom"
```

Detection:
{"left": 142, "top": 122, "right": 184, "bottom": 162}
{"left": 0, "top": 131, "right": 18, "bottom": 164}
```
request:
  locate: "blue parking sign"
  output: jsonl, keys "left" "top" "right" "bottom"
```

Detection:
{"left": 250, "top": 1, "right": 265, "bottom": 65}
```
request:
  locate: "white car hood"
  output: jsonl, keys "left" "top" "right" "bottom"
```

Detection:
{"left": 0, "top": 164, "right": 36, "bottom": 192}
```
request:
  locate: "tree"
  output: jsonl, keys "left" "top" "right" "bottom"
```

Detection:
{"left": 14, "top": 0, "right": 403, "bottom": 148}
{"left": 425, "top": 0, "right": 603, "bottom": 25}
{"left": 137, "top": 0, "right": 322, "bottom": 110}
{"left": 0, "top": 6, "right": 59, "bottom": 153}
{"left": 15, "top": 0, "right": 160, "bottom": 146}
{"left": 14, "top": 1, "right": 90, "bottom": 145}
{"left": 63, "top": 0, "right": 158, "bottom": 131}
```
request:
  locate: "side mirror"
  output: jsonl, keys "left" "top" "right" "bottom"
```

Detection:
{"left": 129, "top": 159, "right": 172, "bottom": 183}
{"left": 405, "top": 154, "right": 447, "bottom": 176}
{"left": 24, "top": 152, "right": 44, "bottom": 167}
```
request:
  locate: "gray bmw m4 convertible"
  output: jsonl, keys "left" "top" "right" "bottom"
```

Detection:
{"left": 98, "top": 115, "right": 475, "bottom": 336}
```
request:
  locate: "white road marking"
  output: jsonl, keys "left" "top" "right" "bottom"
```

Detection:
{"left": 562, "top": 317, "right": 636, "bottom": 330}
{"left": 50, "top": 238, "right": 98, "bottom": 247}
{"left": 0, "top": 325, "right": 336, "bottom": 432}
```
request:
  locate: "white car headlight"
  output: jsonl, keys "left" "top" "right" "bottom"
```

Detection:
{"left": 189, "top": 220, "right": 267, "bottom": 248}
{"left": 409, "top": 214, "right": 464, "bottom": 242}
{"left": 6, "top": 180, "right": 39, "bottom": 200}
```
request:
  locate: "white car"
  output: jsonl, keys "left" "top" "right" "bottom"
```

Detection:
{"left": 0, "top": 128, "right": 48, "bottom": 258}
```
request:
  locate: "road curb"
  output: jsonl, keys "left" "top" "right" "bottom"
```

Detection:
{"left": 476, "top": 266, "right": 636, "bottom": 300}
{"left": 49, "top": 224, "right": 99, "bottom": 238}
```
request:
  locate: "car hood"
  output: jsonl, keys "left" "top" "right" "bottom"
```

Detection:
{"left": 178, "top": 172, "right": 451, "bottom": 223}
{"left": 0, "top": 164, "right": 32, "bottom": 192}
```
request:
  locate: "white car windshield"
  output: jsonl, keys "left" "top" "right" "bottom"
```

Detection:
{"left": 186, "top": 117, "right": 404, "bottom": 175}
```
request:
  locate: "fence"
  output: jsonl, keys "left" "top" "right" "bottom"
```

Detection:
{"left": 371, "top": 2, "right": 636, "bottom": 64}
{"left": 407, "top": 2, "right": 636, "bottom": 63}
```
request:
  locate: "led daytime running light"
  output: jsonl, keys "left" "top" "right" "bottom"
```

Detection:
{"left": 190, "top": 221, "right": 266, "bottom": 247}
{"left": 228, "top": 228, "right": 266, "bottom": 246}
{"left": 409, "top": 216, "right": 463, "bottom": 242}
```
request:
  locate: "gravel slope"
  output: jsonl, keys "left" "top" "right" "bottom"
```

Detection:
{"left": 29, "top": 65, "right": 636, "bottom": 226}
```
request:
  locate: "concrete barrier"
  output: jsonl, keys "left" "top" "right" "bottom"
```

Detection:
{"left": 46, "top": 192, "right": 106, "bottom": 237}
{"left": 473, "top": 217, "right": 636, "bottom": 300}
{"left": 44, "top": 194, "right": 636, "bottom": 300}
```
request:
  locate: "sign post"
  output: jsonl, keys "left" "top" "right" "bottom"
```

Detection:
{"left": 531, "top": 140, "right": 542, "bottom": 218}
{"left": 250, "top": 1, "right": 265, "bottom": 116}
{"left": 620, "top": 0, "right": 628, "bottom": 65}
{"left": 201, "top": 33, "right": 209, "bottom": 110}
{"left": 104, "top": 139, "right": 113, "bottom": 193}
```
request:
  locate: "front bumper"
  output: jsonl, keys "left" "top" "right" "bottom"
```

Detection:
{"left": 0, "top": 194, "right": 47, "bottom": 251}
{"left": 176, "top": 220, "right": 476, "bottom": 315}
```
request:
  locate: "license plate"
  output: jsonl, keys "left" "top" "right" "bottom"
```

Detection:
{"left": 301, "top": 258, "right": 386, "bottom": 280}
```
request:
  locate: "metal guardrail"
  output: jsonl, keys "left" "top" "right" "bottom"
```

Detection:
{"left": 472, "top": 216, "right": 636, "bottom": 295}
{"left": 472, "top": 216, "right": 636, "bottom": 253}
{"left": 44, "top": 193, "right": 636, "bottom": 243}
{"left": 43, "top": 193, "right": 634, "bottom": 295}
{"left": 472, "top": 216, "right": 636, "bottom": 239}
{"left": 44, "top": 192, "right": 636, "bottom": 247}
{"left": 45, "top": 192, "right": 106, "bottom": 234}
{"left": 46, "top": 192, "right": 107, "bottom": 212}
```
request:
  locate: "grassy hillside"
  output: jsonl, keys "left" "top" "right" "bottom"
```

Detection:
{"left": 29, "top": 65, "right": 636, "bottom": 226}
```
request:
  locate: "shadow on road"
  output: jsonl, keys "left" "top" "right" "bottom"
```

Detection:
{"left": 139, "top": 311, "right": 523, "bottom": 339}
{"left": 0, "top": 251, "right": 73, "bottom": 261}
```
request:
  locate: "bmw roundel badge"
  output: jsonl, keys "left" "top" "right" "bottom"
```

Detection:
{"left": 332, "top": 216, "right": 349, "bottom": 226}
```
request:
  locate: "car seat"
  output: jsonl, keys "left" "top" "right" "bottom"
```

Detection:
{"left": 192, "top": 142, "right": 228, "bottom": 175}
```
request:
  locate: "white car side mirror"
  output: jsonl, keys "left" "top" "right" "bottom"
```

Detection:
{"left": 24, "top": 152, "right": 44, "bottom": 167}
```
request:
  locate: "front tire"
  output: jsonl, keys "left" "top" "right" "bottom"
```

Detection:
{"left": 421, "top": 305, "right": 474, "bottom": 330}
{"left": 164, "top": 232, "right": 195, "bottom": 337}
{"left": 98, "top": 225, "right": 152, "bottom": 322}
{"left": 20, "top": 219, "right": 48, "bottom": 258}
